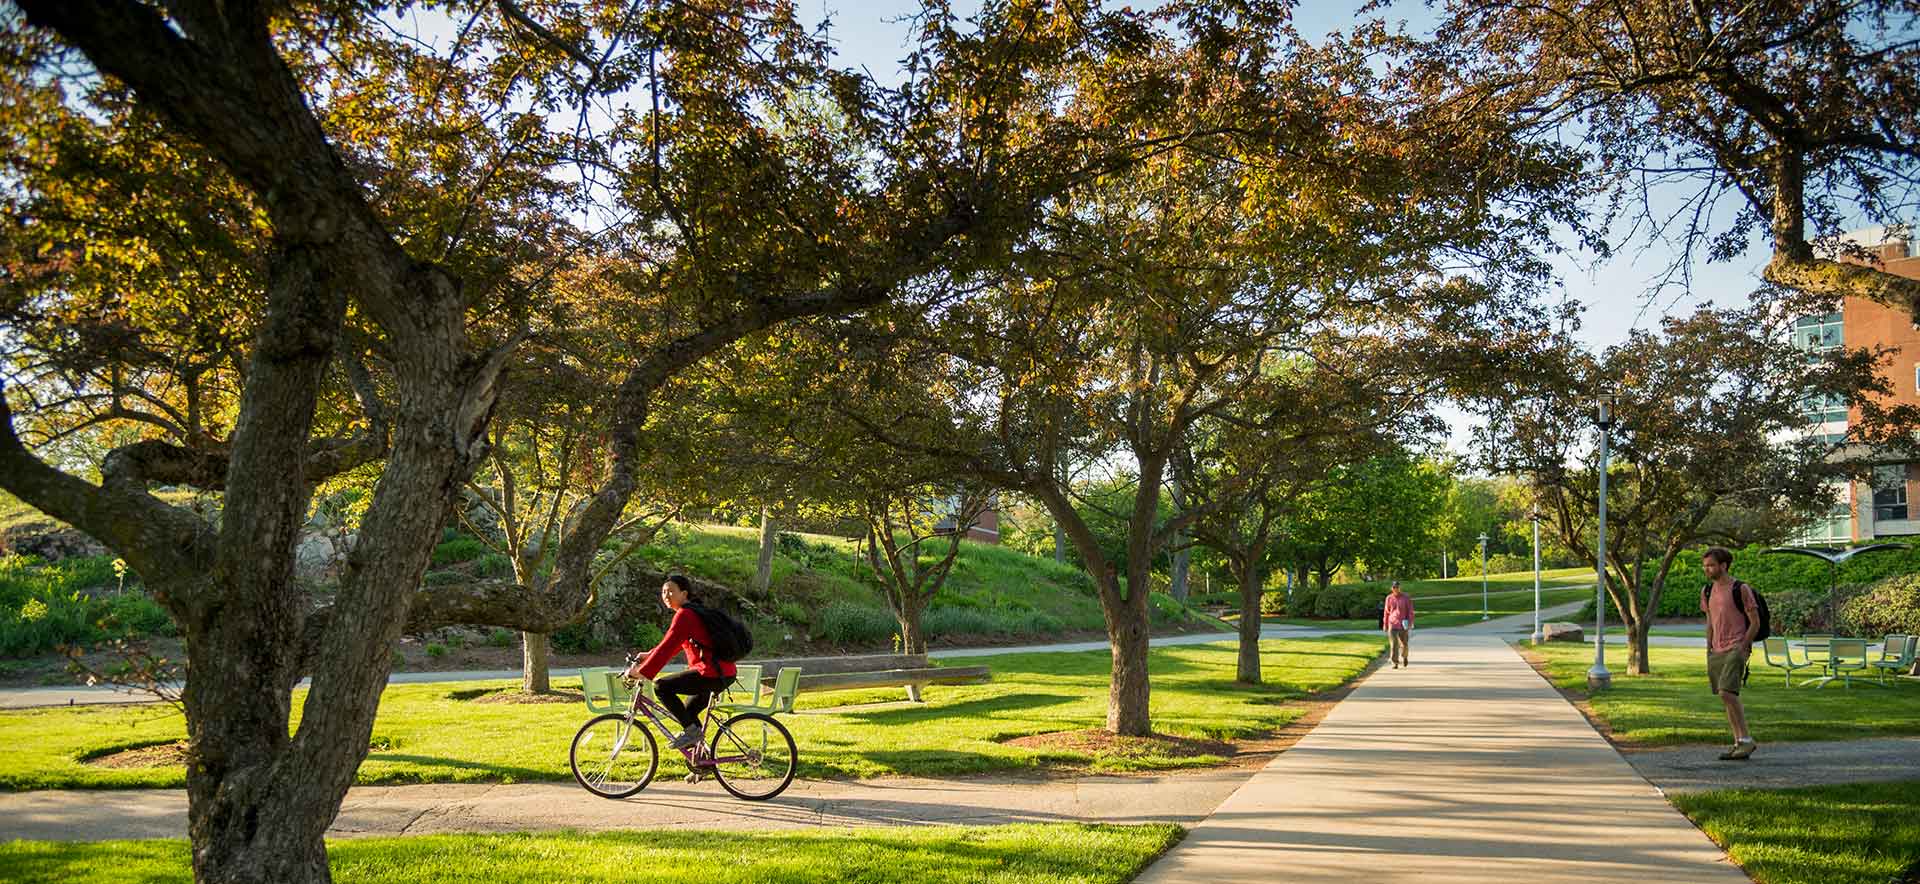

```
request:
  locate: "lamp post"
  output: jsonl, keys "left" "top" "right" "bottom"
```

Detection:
{"left": 1478, "top": 532, "right": 1490, "bottom": 620}
{"left": 1529, "top": 510, "right": 1543, "bottom": 643}
{"left": 1590, "top": 395, "right": 1616, "bottom": 690}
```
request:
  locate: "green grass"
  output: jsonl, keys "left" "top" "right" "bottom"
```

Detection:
{"left": 0, "top": 824, "right": 1185, "bottom": 884}
{"left": 1523, "top": 642, "right": 1920, "bottom": 745}
{"left": 1264, "top": 586, "right": 1593, "bottom": 629}
{"left": 0, "top": 635, "right": 1379, "bottom": 789}
{"left": 1672, "top": 781, "right": 1920, "bottom": 884}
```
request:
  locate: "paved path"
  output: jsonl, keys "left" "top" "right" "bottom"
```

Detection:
{"left": 0, "top": 771, "right": 1252, "bottom": 842}
{"left": 1131, "top": 631, "right": 1750, "bottom": 884}
{"left": 1623, "top": 737, "right": 1920, "bottom": 794}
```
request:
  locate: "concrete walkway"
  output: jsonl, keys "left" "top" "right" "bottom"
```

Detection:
{"left": 0, "top": 771, "right": 1253, "bottom": 842}
{"left": 1131, "top": 631, "right": 1749, "bottom": 884}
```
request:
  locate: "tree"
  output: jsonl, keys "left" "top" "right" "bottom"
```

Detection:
{"left": 1479, "top": 293, "right": 1920, "bottom": 673}
{"left": 1178, "top": 350, "right": 1438, "bottom": 683}
{"left": 0, "top": 2, "right": 1187, "bottom": 880}
{"left": 858, "top": 485, "right": 992, "bottom": 667}
{"left": 1435, "top": 0, "right": 1920, "bottom": 315}
{"left": 1276, "top": 455, "right": 1450, "bottom": 590}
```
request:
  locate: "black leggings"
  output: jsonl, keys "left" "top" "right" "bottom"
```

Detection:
{"left": 656, "top": 671, "right": 733, "bottom": 729}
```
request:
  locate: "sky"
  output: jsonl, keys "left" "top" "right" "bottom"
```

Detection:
{"left": 794, "top": 0, "right": 1776, "bottom": 453}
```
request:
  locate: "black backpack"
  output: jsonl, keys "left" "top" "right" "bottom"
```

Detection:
{"left": 686, "top": 602, "right": 753, "bottom": 663}
{"left": 1702, "top": 580, "right": 1771, "bottom": 642}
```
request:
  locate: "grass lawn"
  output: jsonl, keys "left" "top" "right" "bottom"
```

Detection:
{"left": 1264, "top": 586, "right": 1594, "bottom": 629}
{"left": 0, "top": 635, "right": 1379, "bottom": 790}
{"left": 1523, "top": 642, "right": 1920, "bottom": 746}
{"left": 0, "top": 824, "right": 1184, "bottom": 884}
{"left": 1673, "top": 781, "right": 1920, "bottom": 884}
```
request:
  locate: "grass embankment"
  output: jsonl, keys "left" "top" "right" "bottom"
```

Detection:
{"left": 0, "top": 824, "right": 1185, "bottom": 884}
{"left": 0, "top": 635, "right": 1378, "bottom": 790}
{"left": 1674, "top": 781, "right": 1920, "bottom": 884}
{"left": 1523, "top": 642, "right": 1920, "bottom": 746}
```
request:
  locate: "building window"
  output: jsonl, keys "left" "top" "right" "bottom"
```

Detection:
{"left": 1873, "top": 465, "right": 1909, "bottom": 522}
{"left": 1794, "top": 312, "right": 1843, "bottom": 351}
{"left": 1801, "top": 392, "right": 1848, "bottom": 424}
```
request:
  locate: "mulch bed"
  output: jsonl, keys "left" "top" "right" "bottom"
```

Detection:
{"left": 84, "top": 740, "right": 189, "bottom": 768}
{"left": 469, "top": 688, "right": 584, "bottom": 705}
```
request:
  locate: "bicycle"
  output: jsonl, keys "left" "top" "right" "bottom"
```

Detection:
{"left": 568, "top": 654, "right": 797, "bottom": 801}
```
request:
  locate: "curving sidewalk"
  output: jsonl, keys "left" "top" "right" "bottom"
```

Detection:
{"left": 1131, "top": 631, "right": 1750, "bottom": 884}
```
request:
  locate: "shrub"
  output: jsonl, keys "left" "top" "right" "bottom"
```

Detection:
{"left": 550, "top": 622, "right": 607, "bottom": 655}
{"left": 1311, "top": 586, "right": 1355, "bottom": 619}
{"left": 1188, "top": 591, "right": 1242, "bottom": 608}
{"left": 1838, "top": 575, "right": 1920, "bottom": 637}
{"left": 100, "top": 593, "right": 175, "bottom": 639}
{"left": 1345, "top": 591, "right": 1385, "bottom": 620}
{"left": 0, "top": 555, "right": 172, "bottom": 655}
{"left": 425, "top": 643, "right": 448, "bottom": 658}
{"left": 470, "top": 554, "right": 512, "bottom": 578}
{"left": 814, "top": 602, "right": 896, "bottom": 646}
{"left": 486, "top": 628, "right": 514, "bottom": 648}
{"left": 627, "top": 621, "right": 664, "bottom": 650}
{"left": 430, "top": 536, "right": 489, "bottom": 566}
{"left": 775, "top": 601, "right": 809, "bottom": 626}
{"left": 1147, "top": 593, "right": 1193, "bottom": 625}
{"left": 1260, "top": 591, "right": 1288, "bottom": 616}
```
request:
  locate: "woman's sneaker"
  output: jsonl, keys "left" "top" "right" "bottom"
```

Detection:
{"left": 669, "top": 724, "right": 705, "bottom": 750}
{"left": 1717, "top": 739, "right": 1756, "bottom": 761}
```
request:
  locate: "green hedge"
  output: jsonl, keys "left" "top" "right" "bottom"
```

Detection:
{"left": 1577, "top": 543, "right": 1920, "bottom": 622}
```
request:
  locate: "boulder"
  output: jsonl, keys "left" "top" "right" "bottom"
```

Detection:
{"left": 1540, "top": 622, "right": 1585, "bottom": 643}
{"left": 0, "top": 522, "right": 107, "bottom": 561}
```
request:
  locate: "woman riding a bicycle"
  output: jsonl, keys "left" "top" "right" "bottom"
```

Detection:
{"left": 624, "top": 574, "right": 734, "bottom": 750}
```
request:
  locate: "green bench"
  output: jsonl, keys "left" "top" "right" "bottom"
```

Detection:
{"left": 578, "top": 663, "right": 802, "bottom": 716}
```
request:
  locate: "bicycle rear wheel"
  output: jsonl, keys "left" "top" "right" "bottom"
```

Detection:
{"left": 707, "top": 712, "right": 796, "bottom": 801}
{"left": 570, "top": 712, "right": 659, "bottom": 799}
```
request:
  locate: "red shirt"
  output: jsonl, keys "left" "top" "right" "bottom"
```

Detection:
{"left": 1383, "top": 593, "right": 1414, "bottom": 631}
{"left": 635, "top": 606, "right": 739, "bottom": 680}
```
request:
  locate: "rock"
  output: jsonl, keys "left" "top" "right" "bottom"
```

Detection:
{"left": 1541, "top": 622, "right": 1585, "bottom": 643}
{"left": 293, "top": 529, "right": 353, "bottom": 583}
{"left": 0, "top": 521, "right": 107, "bottom": 561}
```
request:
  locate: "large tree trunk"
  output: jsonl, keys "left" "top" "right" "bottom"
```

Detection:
{"left": 1107, "top": 577, "right": 1153, "bottom": 735}
{"left": 521, "top": 632, "right": 551, "bottom": 693}
{"left": 896, "top": 597, "right": 929, "bottom": 702}
{"left": 751, "top": 507, "right": 777, "bottom": 593}
{"left": 1235, "top": 565, "right": 1263, "bottom": 684}
{"left": 1626, "top": 616, "right": 1651, "bottom": 676}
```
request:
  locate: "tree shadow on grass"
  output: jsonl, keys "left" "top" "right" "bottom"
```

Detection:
{"left": 837, "top": 692, "right": 1078, "bottom": 726}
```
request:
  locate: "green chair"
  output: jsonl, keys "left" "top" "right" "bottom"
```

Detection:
{"left": 1810, "top": 638, "right": 1871, "bottom": 689}
{"left": 1760, "top": 637, "right": 1814, "bottom": 687}
{"left": 580, "top": 666, "right": 641, "bottom": 713}
{"left": 714, "top": 665, "right": 803, "bottom": 716}
{"left": 1871, "top": 635, "right": 1917, "bottom": 684}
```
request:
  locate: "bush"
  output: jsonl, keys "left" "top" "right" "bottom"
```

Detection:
{"left": 1188, "top": 591, "right": 1242, "bottom": 608}
{"left": 1147, "top": 593, "right": 1191, "bottom": 625}
{"left": 550, "top": 622, "right": 607, "bottom": 655}
{"left": 814, "top": 602, "right": 896, "bottom": 646}
{"left": 1311, "top": 586, "right": 1355, "bottom": 619}
{"left": 430, "top": 536, "right": 489, "bottom": 566}
{"left": 627, "top": 621, "right": 664, "bottom": 650}
{"left": 0, "top": 555, "right": 173, "bottom": 656}
{"left": 922, "top": 606, "right": 1067, "bottom": 638}
{"left": 1838, "top": 575, "right": 1920, "bottom": 637}
{"left": 470, "top": 554, "right": 512, "bottom": 578}
{"left": 424, "top": 643, "right": 448, "bottom": 658}
{"left": 1345, "top": 591, "right": 1384, "bottom": 620}
{"left": 1260, "top": 591, "right": 1288, "bottom": 616}
{"left": 486, "top": 628, "right": 514, "bottom": 648}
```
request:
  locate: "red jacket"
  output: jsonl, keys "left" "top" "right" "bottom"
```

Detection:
{"left": 635, "top": 606, "right": 738, "bottom": 680}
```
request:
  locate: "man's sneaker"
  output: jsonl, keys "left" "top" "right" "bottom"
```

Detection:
{"left": 669, "top": 725, "right": 705, "bottom": 750}
{"left": 1717, "top": 739, "right": 1756, "bottom": 761}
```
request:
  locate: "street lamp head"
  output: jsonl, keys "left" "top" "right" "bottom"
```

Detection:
{"left": 1595, "top": 393, "right": 1618, "bottom": 429}
{"left": 1477, "top": 532, "right": 1488, "bottom": 545}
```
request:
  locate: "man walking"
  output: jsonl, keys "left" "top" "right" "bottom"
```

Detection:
{"left": 1701, "top": 547, "right": 1761, "bottom": 760}
{"left": 1383, "top": 581, "right": 1414, "bottom": 668}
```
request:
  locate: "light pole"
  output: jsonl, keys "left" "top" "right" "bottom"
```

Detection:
{"left": 1529, "top": 510, "right": 1543, "bottom": 643}
{"left": 1589, "top": 395, "right": 1616, "bottom": 690}
{"left": 1478, "top": 532, "right": 1489, "bottom": 620}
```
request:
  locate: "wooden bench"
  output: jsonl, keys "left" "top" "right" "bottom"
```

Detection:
{"left": 743, "top": 653, "right": 990, "bottom": 701}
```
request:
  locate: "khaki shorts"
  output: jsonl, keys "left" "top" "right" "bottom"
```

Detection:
{"left": 1707, "top": 647, "right": 1751, "bottom": 695}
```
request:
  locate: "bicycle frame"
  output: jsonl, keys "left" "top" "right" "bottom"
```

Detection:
{"left": 617, "top": 677, "right": 759, "bottom": 768}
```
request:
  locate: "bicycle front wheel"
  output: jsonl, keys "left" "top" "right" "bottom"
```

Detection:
{"left": 570, "top": 712, "right": 658, "bottom": 799}
{"left": 707, "top": 712, "right": 796, "bottom": 801}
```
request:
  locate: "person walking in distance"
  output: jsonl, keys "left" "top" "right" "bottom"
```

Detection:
{"left": 1383, "top": 581, "right": 1414, "bottom": 668}
{"left": 1701, "top": 547, "right": 1760, "bottom": 760}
